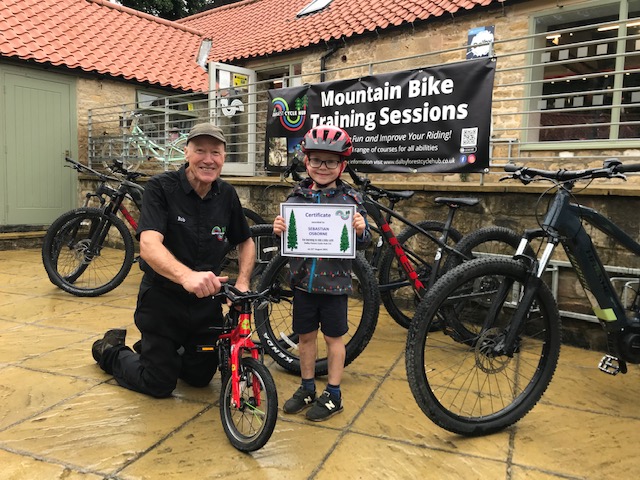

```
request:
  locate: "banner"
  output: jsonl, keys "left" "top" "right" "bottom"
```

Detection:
{"left": 266, "top": 57, "right": 496, "bottom": 173}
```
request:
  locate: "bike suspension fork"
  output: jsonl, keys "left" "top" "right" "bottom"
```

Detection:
{"left": 496, "top": 238, "right": 558, "bottom": 356}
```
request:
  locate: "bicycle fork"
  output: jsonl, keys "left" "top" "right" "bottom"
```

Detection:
{"left": 227, "top": 313, "right": 263, "bottom": 409}
{"left": 489, "top": 234, "right": 558, "bottom": 357}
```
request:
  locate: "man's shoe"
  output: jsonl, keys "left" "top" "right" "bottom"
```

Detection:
{"left": 305, "top": 390, "right": 343, "bottom": 421}
{"left": 92, "top": 329, "right": 127, "bottom": 362}
{"left": 282, "top": 386, "right": 316, "bottom": 414}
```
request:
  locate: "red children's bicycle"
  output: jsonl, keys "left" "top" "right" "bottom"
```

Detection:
{"left": 198, "top": 283, "right": 278, "bottom": 452}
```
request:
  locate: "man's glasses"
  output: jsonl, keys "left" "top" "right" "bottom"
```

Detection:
{"left": 308, "top": 158, "right": 342, "bottom": 169}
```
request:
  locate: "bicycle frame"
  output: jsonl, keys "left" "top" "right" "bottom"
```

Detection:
{"left": 66, "top": 156, "right": 143, "bottom": 254}
{"left": 508, "top": 178, "right": 640, "bottom": 369}
{"left": 126, "top": 116, "right": 187, "bottom": 168}
{"left": 199, "top": 291, "right": 267, "bottom": 410}
{"left": 361, "top": 191, "right": 466, "bottom": 291}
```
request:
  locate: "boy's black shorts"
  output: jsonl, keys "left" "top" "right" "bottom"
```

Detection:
{"left": 292, "top": 289, "right": 349, "bottom": 337}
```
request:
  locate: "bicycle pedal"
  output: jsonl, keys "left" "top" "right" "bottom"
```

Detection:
{"left": 598, "top": 354, "right": 627, "bottom": 375}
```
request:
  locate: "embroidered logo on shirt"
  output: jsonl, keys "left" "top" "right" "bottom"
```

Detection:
{"left": 177, "top": 216, "right": 186, "bottom": 223}
{"left": 211, "top": 226, "right": 226, "bottom": 241}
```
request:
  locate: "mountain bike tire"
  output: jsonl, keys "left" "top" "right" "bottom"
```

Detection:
{"left": 442, "top": 226, "right": 535, "bottom": 272}
{"left": 242, "top": 207, "right": 267, "bottom": 226}
{"left": 255, "top": 252, "right": 379, "bottom": 376}
{"left": 378, "top": 220, "right": 462, "bottom": 329}
{"left": 220, "top": 357, "right": 278, "bottom": 452}
{"left": 218, "top": 224, "right": 279, "bottom": 286}
{"left": 405, "top": 257, "right": 561, "bottom": 436}
{"left": 42, "top": 208, "right": 135, "bottom": 297}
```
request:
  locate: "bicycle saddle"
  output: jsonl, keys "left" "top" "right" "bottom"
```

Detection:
{"left": 434, "top": 197, "right": 480, "bottom": 207}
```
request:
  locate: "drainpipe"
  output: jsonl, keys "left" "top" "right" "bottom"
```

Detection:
{"left": 320, "top": 43, "right": 341, "bottom": 82}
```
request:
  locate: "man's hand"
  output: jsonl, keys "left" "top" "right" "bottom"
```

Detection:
{"left": 182, "top": 271, "right": 229, "bottom": 298}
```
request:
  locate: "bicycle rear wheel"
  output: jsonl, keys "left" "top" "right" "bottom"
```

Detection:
{"left": 220, "top": 357, "right": 278, "bottom": 452}
{"left": 405, "top": 257, "right": 561, "bottom": 436}
{"left": 378, "top": 220, "right": 462, "bottom": 329}
{"left": 42, "top": 208, "right": 135, "bottom": 297}
{"left": 442, "top": 226, "right": 533, "bottom": 272}
{"left": 255, "top": 252, "right": 379, "bottom": 375}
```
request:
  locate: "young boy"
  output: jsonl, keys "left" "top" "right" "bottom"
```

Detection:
{"left": 273, "top": 125, "right": 371, "bottom": 421}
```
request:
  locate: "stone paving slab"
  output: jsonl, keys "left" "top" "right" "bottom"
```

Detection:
{"left": 0, "top": 249, "right": 639, "bottom": 479}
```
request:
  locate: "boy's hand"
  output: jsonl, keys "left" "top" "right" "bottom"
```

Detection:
{"left": 353, "top": 212, "right": 366, "bottom": 236}
{"left": 273, "top": 215, "right": 286, "bottom": 236}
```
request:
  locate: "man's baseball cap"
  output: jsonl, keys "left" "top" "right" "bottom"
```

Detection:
{"left": 186, "top": 123, "right": 226, "bottom": 145}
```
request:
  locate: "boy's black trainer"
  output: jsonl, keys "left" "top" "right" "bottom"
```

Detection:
{"left": 306, "top": 390, "right": 343, "bottom": 421}
{"left": 283, "top": 386, "right": 316, "bottom": 414}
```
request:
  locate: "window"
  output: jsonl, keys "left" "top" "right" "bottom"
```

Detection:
{"left": 297, "top": 0, "right": 333, "bottom": 17}
{"left": 529, "top": 0, "right": 640, "bottom": 143}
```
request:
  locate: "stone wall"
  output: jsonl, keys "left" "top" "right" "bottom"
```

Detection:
{"left": 76, "top": 78, "right": 136, "bottom": 165}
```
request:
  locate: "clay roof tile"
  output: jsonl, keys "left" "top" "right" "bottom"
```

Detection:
{"left": 2, "top": 0, "right": 500, "bottom": 92}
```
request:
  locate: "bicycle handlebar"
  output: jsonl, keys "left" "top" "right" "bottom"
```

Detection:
{"left": 65, "top": 156, "right": 147, "bottom": 183}
{"left": 215, "top": 283, "right": 276, "bottom": 306}
{"left": 281, "top": 159, "right": 412, "bottom": 202}
{"left": 503, "top": 158, "right": 640, "bottom": 184}
{"left": 282, "top": 156, "right": 305, "bottom": 182}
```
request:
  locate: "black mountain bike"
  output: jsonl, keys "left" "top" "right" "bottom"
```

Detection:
{"left": 43, "top": 157, "right": 267, "bottom": 297}
{"left": 42, "top": 157, "right": 145, "bottom": 296}
{"left": 406, "top": 158, "right": 640, "bottom": 436}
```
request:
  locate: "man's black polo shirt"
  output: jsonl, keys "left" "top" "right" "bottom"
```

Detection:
{"left": 136, "top": 167, "right": 251, "bottom": 282}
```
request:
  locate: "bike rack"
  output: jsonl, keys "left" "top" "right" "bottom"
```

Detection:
{"left": 544, "top": 259, "right": 640, "bottom": 324}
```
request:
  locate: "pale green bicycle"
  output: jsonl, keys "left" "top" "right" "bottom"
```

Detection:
{"left": 99, "top": 113, "right": 188, "bottom": 171}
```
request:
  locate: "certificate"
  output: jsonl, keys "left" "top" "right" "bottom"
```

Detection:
{"left": 280, "top": 203, "right": 356, "bottom": 259}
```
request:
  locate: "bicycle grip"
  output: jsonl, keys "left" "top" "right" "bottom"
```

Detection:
{"left": 616, "top": 163, "right": 640, "bottom": 173}
{"left": 503, "top": 164, "right": 520, "bottom": 173}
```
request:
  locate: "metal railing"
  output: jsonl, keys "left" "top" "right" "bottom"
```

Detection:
{"left": 88, "top": 13, "right": 640, "bottom": 175}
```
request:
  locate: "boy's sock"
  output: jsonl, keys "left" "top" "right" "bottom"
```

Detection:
{"left": 325, "top": 383, "right": 341, "bottom": 399}
{"left": 302, "top": 378, "right": 316, "bottom": 393}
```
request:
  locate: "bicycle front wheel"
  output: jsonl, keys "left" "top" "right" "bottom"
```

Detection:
{"left": 405, "top": 257, "right": 561, "bottom": 436}
{"left": 242, "top": 207, "right": 267, "bottom": 226}
{"left": 121, "top": 140, "right": 147, "bottom": 171}
{"left": 255, "top": 252, "right": 379, "bottom": 375}
{"left": 42, "top": 208, "right": 135, "bottom": 297}
{"left": 165, "top": 137, "right": 187, "bottom": 170}
{"left": 220, "top": 357, "right": 278, "bottom": 452}
{"left": 218, "top": 224, "right": 280, "bottom": 286}
{"left": 378, "top": 220, "right": 462, "bottom": 329}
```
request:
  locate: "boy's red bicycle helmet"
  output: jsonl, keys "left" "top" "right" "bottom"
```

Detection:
{"left": 301, "top": 125, "right": 353, "bottom": 158}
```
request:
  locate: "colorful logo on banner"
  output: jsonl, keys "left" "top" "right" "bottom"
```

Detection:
{"left": 271, "top": 95, "right": 308, "bottom": 132}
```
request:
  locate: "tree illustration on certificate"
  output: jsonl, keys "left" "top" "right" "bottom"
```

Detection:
{"left": 339, "top": 224, "right": 350, "bottom": 252}
{"left": 287, "top": 210, "right": 298, "bottom": 250}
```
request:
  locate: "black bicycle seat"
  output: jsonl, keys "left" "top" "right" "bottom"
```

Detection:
{"left": 434, "top": 197, "right": 480, "bottom": 208}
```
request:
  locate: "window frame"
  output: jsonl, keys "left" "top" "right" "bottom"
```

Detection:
{"left": 524, "top": 0, "right": 640, "bottom": 150}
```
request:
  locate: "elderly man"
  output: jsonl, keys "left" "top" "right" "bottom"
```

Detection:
{"left": 92, "top": 123, "right": 255, "bottom": 398}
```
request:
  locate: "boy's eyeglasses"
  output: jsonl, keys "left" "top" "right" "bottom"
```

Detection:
{"left": 308, "top": 158, "right": 342, "bottom": 169}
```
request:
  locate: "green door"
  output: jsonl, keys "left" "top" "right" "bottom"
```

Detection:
{"left": 0, "top": 66, "right": 76, "bottom": 226}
